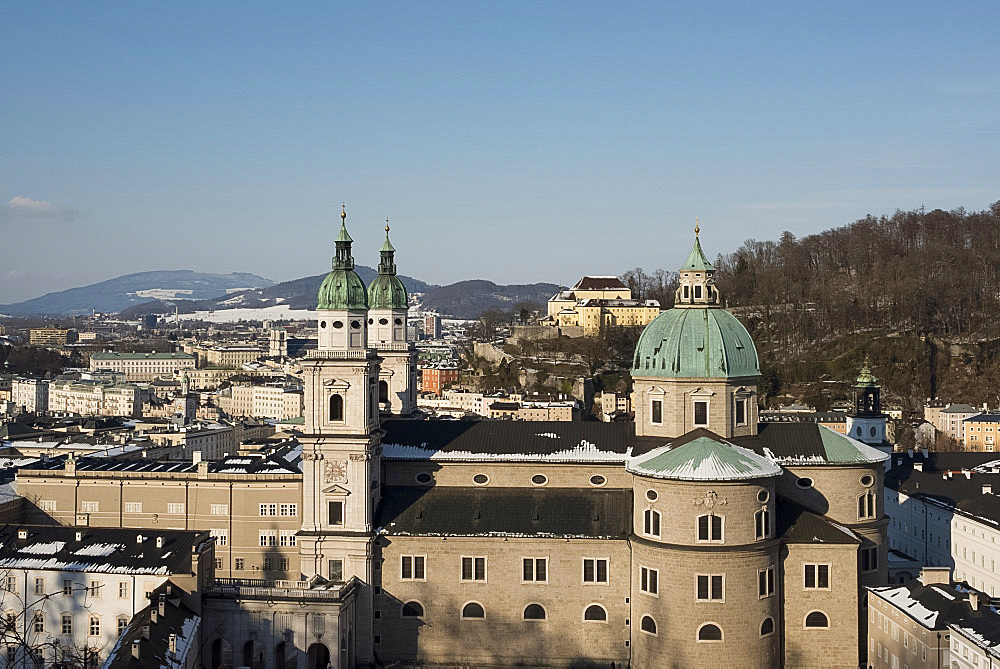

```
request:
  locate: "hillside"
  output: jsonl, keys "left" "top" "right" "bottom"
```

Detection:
{"left": 417, "top": 280, "right": 559, "bottom": 319}
{"left": 0, "top": 270, "right": 273, "bottom": 316}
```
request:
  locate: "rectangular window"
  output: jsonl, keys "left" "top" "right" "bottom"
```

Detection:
{"left": 80, "top": 500, "right": 99, "bottom": 513}
{"left": 694, "top": 401, "right": 708, "bottom": 426}
{"left": 402, "top": 555, "right": 426, "bottom": 580}
{"left": 755, "top": 508, "right": 770, "bottom": 540}
{"left": 118, "top": 617, "right": 128, "bottom": 635}
{"left": 210, "top": 504, "right": 228, "bottom": 515}
{"left": 33, "top": 612, "right": 44, "bottom": 634}
{"left": 89, "top": 616, "right": 100, "bottom": 637}
{"left": 640, "top": 566, "right": 658, "bottom": 595}
{"left": 119, "top": 582, "right": 129, "bottom": 599}
{"left": 210, "top": 529, "right": 227, "bottom": 546}
{"left": 735, "top": 398, "right": 747, "bottom": 426}
{"left": 583, "top": 558, "right": 609, "bottom": 583}
{"left": 328, "top": 501, "right": 344, "bottom": 526}
{"left": 279, "top": 530, "right": 297, "bottom": 547}
{"left": 235, "top": 558, "right": 245, "bottom": 570}
{"left": 696, "top": 574, "right": 724, "bottom": 601}
{"left": 61, "top": 615, "right": 72, "bottom": 635}
{"left": 522, "top": 557, "right": 547, "bottom": 582}
{"left": 279, "top": 558, "right": 289, "bottom": 571}
{"left": 39, "top": 500, "right": 56, "bottom": 512}
{"left": 461, "top": 556, "right": 487, "bottom": 581}
{"left": 124, "top": 502, "right": 142, "bottom": 513}
{"left": 89, "top": 580, "right": 101, "bottom": 597}
{"left": 3, "top": 576, "right": 14, "bottom": 592}
{"left": 167, "top": 502, "right": 185, "bottom": 514}
{"left": 280, "top": 503, "right": 298, "bottom": 516}
{"left": 329, "top": 559, "right": 344, "bottom": 582}
{"left": 263, "top": 558, "right": 273, "bottom": 570}
{"left": 62, "top": 579, "right": 73, "bottom": 596}
{"left": 697, "top": 514, "right": 724, "bottom": 542}
{"left": 861, "top": 546, "right": 879, "bottom": 572}
{"left": 694, "top": 284, "right": 702, "bottom": 299}
{"left": 260, "top": 503, "right": 278, "bottom": 516}
{"left": 34, "top": 578, "right": 44, "bottom": 595}
{"left": 651, "top": 400, "right": 662, "bottom": 424}
{"left": 259, "top": 530, "right": 277, "bottom": 547}
{"left": 804, "top": 563, "right": 830, "bottom": 589}
{"left": 758, "top": 567, "right": 775, "bottom": 598}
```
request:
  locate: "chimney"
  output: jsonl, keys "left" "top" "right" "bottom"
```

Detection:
{"left": 964, "top": 469, "right": 972, "bottom": 479}
{"left": 914, "top": 462, "right": 923, "bottom": 472}
{"left": 150, "top": 608, "right": 157, "bottom": 624}
{"left": 985, "top": 484, "right": 993, "bottom": 495}
{"left": 919, "top": 566, "right": 952, "bottom": 585}
{"left": 192, "top": 450, "right": 202, "bottom": 465}
{"left": 158, "top": 595, "right": 165, "bottom": 617}
{"left": 136, "top": 534, "right": 144, "bottom": 544}
{"left": 970, "top": 591, "right": 981, "bottom": 611}
{"left": 131, "top": 640, "right": 140, "bottom": 659}
{"left": 17, "top": 530, "right": 28, "bottom": 539}
{"left": 75, "top": 531, "right": 82, "bottom": 542}
{"left": 169, "top": 633, "right": 177, "bottom": 653}
{"left": 156, "top": 536, "right": 163, "bottom": 548}
{"left": 141, "top": 624, "right": 150, "bottom": 639}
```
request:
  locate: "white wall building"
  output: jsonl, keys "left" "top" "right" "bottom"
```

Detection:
{"left": 11, "top": 378, "right": 48, "bottom": 414}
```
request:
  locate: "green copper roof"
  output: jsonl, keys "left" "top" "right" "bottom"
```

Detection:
{"left": 627, "top": 429, "right": 781, "bottom": 481}
{"left": 632, "top": 307, "right": 759, "bottom": 379}
{"left": 680, "top": 235, "right": 715, "bottom": 271}
{"left": 369, "top": 274, "right": 408, "bottom": 310}
{"left": 317, "top": 213, "right": 368, "bottom": 311}
{"left": 855, "top": 358, "right": 880, "bottom": 387}
{"left": 816, "top": 426, "right": 887, "bottom": 464}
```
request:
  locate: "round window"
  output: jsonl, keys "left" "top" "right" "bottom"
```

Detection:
{"left": 590, "top": 475, "right": 606, "bottom": 486}
{"left": 415, "top": 472, "right": 433, "bottom": 485}
{"left": 757, "top": 489, "right": 769, "bottom": 503}
{"left": 394, "top": 317, "right": 404, "bottom": 325}
{"left": 332, "top": 321, "right": 344, "bottom": 329}
{"left": 646, "top": 489, "right": 658, "bottom": 502}
{"left": 320, "top": 321, "right": 327, "bottom": 329}
{"left": 856, "top": 426, "right": 862, "bottom": 436}
{"left": 870, "top": 427, "right": 877, "bottom": 438}
{"left": 368, "top": 318, "right": 374, "bottom": 325}
{"left": 531, "top": 474, "right": 547, "bottom": 486}
{"left": 351, "top": 320, "right": 361, "bottom": 329}
{"left": 379, "top": 318, "right": 389, "bottom": 325}
{"left": 473, "top": 474, "right": 489, "bottom": 485}
{"left": 860, "top": 474, "right": 874, "bottom": 487}
{"left": 796, "top": 477, "right": 813, "bottom": 489}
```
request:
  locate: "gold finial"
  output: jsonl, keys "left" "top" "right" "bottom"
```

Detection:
{"left": 385, "top": 217, "right": 390, "bottom": 233}
{"left": 341, "top": 203, "right": 346, "bottom": 220}
{"left": 695, "top": 217, "right": 700, "bottom": 236}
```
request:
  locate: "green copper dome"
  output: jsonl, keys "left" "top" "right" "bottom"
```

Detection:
{"left": 368, "top": 224, "right": 408, "bottom": 310}
{"left": 317, "top": 211, "right": 369, "bottom": 311}
{"left": 632, "top": 307, "right": 759, "bottom": 379}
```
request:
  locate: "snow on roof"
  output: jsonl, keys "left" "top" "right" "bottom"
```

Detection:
{"left": 381, "top": 440, "right": 629, "bottom": 463}
{"left": 878, "top": 585, "right": 941, "bottom": 626}
{"left": 73, "top": 542, "right": 124, "bottom": 557}
{"left": 19, "top": 541, "right": 66, "bottom": 555}
{"left": 628, "top": 432, "right": 781, "bottom": 481}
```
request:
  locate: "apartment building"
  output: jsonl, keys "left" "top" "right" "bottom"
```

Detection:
{"left": 218, "top": 383, "right": 303, "bottom": 420}
{"left": 48, "top": 379, "right": 143, "bottom": 417}
{"left": 963, "top": 412, "right": 1000, "bottom": 452}
{"left": 89, "top": 352, "right": 195, "bottom": 382}
{"left": 11, "top": 377, "right": 48, "bottom": 413}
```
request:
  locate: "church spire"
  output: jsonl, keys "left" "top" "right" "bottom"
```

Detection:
{"left": 675, "top": 222, "right": 720, "bottom": 307}
{"left": 379, "top": 219, "right": 397, "bottom": 275}
{"left": 333, "top": 204, "right": 355, "bottom": 271}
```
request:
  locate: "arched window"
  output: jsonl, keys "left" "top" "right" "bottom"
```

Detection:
{"left": 760, "top": 617, "right": 774, "bottom": 636}
{"left": 755, "top": 507, "right": 770, "bottom": 540}
{"left": 640, "top": 615, "right": 657, "bottom": 635}
{"left": 461, "top": 602, "right": 485, "bottom": 619}
{"left": 697, "top": 513, "right": 724, "bottom": 542}
{"left": 401, "top": 601, "right": 424, "bottom": 618}
{"left": 584, "top": 604, "right": 607, "bottom": 621}
{"left": 329, "top": 394, "right": 343, "bottom": 421}
{"left": 378, "top": 381, "right": 389, "bottom": 405}
{"left": 523, "top": 604, "right": 546, "bottom": 620}
{"left": 858, "top": 491, "right": 875, "bottom": 520}
{"left": 643, "top": 509, "right": 661, "bottom": 537}
{"left": 698, "top": 623, "right": 723, "bottom": 641}
{"left": 805, "top": 611, "right": 829, "bottom": 628}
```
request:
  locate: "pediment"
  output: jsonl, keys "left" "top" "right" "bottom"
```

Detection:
{"left": 322, "top": 378, "right": 351, "bottom": 391}
{"left": 690, "top": 387, "right": 715, "bottom": 396}
{"left": 321, "top": 484, "right": 351, "bottom": 496}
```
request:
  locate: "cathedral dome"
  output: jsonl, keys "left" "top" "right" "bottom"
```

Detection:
{"left": 317, "top": 208, "right": 369, "bottom": 311}
{"left": 368, "top": 225, "right": 408, "bottom": 310}
{"left": 632, "top": 305, "right": 759, "bottom": 379}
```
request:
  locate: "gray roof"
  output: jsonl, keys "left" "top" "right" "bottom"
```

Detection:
{"left": 733, "top": 423, "right": 888, "bottom": 466}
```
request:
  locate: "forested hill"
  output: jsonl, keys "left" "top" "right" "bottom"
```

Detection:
{"left": 622, "top": 202, "right": 1000, "bottom": 411}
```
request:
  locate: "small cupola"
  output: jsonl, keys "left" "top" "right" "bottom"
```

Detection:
{"left": 674, "top": 221, "right": 720, "bottom": 307}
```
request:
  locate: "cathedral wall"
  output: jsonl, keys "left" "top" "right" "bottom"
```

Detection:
{"left": 383, "top": 460, "right": 630, "bottom": 489}
{"left": 633, "top": 376, "right": 758, "bottom": 439}
{"left": 376, "top": 349, "right": 416, "bottom": 415}
{"left": 777, "top": 463, "right": 884, "bottom": 527}
{"left": 630, "top": 538, "right": 780, "bottom": 669}
{"left": 375, "top": 535, "right": 630, "bottom": 666}
{"left": 781, "top": 542, "right": 860, "bottom": 668}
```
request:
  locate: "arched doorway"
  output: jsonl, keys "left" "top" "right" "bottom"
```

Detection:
{"left": 241, "top": 639, "right": 264, "bottom": 669}
{"left": 210, "top": 638, "right": 233, "bottom": 669}
{"left": 307, "top": 642, "right": 331, "bottom": 669}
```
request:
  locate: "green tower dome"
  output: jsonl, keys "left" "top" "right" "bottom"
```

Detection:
{"left": 632, "top": 307, "right": 759, "bottom": 379}
{"left": 368, "top": 223, "right": 408, "bottom": 310}
{"left": 632, "top": 226, "right": 758, "bottom": 379}
{"left": 317, "top": 207, "right": 369, "bottom": 311}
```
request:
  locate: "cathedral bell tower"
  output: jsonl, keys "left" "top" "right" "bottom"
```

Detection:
{"left": 299, "top": 205, "right": 381, "bottom": 663}
{"left": 367, "top": 220, "right": 417, "bottom": 414}
{"left": 846, "top": 357, "right": 888, "bottom": 452}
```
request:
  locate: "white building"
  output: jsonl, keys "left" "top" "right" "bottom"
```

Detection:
{"left": 0, "top": 525, "right": 211, "bottom": 669}
{"left": 218, "top": 384, "right": 303, "bottom": 421}
{"left": 89, "top": 352, "right": 195, "bottom": 382}
{"left": 48, "top": 379, "right": 143, "bottom": 418}
{"left": 949, "top": 617, "right": 1000, "bottom": 669}
{"left": 11, "top": 378, "right": 48, "bottom": 414}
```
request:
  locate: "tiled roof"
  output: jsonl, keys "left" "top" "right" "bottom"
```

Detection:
{"left": 376, "top": 486, "right": 631, "bottom": 539}
{"left": 0, "top": 525, "right": 206, "bottom": 575}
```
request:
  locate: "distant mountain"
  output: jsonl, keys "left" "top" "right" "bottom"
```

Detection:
{"left": 118, "top": 267, "right": 434, "bottom": 318}
{"left": 0, "top": 270, "right": 275, "bottom": 316}
{"left": 417, "top": 280, "right": 559, "bottom": 319}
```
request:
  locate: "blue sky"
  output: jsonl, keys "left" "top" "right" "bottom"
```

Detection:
{"left": 2, "top": 2, "right": 998, "bottom": 303}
